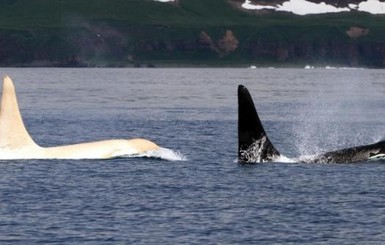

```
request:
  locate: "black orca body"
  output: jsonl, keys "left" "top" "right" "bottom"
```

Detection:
{"left": 238, "top": 85, "right": 385, "bottom": 164}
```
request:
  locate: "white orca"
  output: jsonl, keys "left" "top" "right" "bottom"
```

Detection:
{"left": 0, "top": 75, "right": 160, "bottom": 160}
{"left": 238, "top": 85, "right": 385, "bottom": 164}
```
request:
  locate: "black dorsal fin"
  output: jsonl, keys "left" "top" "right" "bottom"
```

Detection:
{"left": 238, "top": 85, "right": 281, "bottom": 162}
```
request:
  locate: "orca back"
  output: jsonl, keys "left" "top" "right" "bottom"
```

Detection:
{"left": 238, "top": 85, "right": 281, "bottom": 162}
{"left": 310, "top": 140, "right": 385, "bottom": 163}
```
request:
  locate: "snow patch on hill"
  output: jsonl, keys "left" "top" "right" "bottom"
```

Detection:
{"left": 242, "top": 0, "right": 385, "bottom": 15}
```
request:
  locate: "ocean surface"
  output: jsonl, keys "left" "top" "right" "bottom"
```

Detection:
{"left": 0, "top": 67, "right": 384, "bottom": 244}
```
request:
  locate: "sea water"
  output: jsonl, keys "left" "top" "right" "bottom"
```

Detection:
{"left": 0, "top": 67, "right": 384, "bottom": 244}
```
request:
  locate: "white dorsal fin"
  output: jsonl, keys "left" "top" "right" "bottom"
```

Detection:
{"left": 0, "top": 76, "right": 38, "bottom": 149}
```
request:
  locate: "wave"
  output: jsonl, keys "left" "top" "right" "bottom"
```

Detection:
{"left": 123, "top": 147, "right": 187, "bottom": 161}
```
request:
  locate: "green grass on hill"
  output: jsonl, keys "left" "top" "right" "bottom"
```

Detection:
{"left": 1, "top": 0, "right": 385, "bottom": 67}
{"left": 0, "top": 0, "right": 384, "bottom": 32}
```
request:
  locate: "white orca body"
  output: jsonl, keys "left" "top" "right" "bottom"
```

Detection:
{"left": 0, "top": 76, "right": 160, "bottom": 160}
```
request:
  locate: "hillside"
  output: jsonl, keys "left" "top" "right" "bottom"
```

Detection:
{"left": 1, "top": 0, "right": 385, "bottom": 67}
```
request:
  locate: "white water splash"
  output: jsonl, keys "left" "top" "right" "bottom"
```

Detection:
{"left": 123, "top": 147, "right": 187, "bottom": 161}
{"left": 239, "top": 137, "right": 294, "bottom": 163}
{"left": 296, "top": 154, "right": 320, "bottom": 163}
{"left": 239, "top": 137, "right": 268, "bottom": 162}
{"left": 290, "top": 70, "right": 371, "bottom": 156}
{"left": 275, "top": 155, "right": 295, "bottom": 163}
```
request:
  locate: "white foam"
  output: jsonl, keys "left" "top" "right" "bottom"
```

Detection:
{"left": 125, "top": 147, "right": 187, "bottom": 161}
{"left": 274, "top": 155, "right": 295, "bottom": 163}
{"left": 239, "top": 137, "right": 295, "bottom": 163}
{"left": 239, "top": 137, "right": 268, "bottom": 162}
{"left": 296, "top": 154, "right": 318, "bottom": 163}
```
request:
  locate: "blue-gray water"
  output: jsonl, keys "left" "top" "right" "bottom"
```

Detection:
{"left": 0, "top": 68, "right": 384, "bottom": 244}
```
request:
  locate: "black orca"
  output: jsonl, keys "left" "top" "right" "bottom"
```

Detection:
{"left": 238, "top": 85, "right": 385, "bottom": 164}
